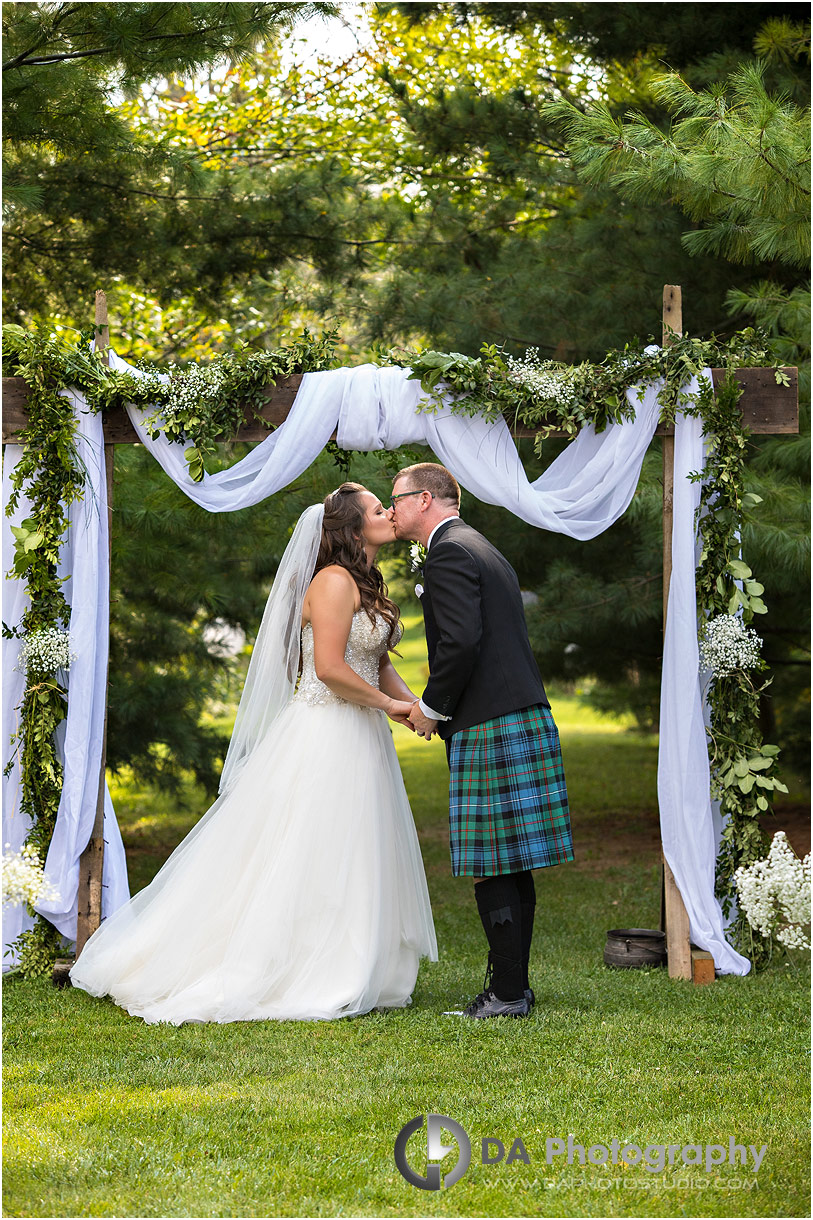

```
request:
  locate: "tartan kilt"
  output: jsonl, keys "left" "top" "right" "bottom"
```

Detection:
{"left": 448, "top": 703, "right": 573, "bottom": 877}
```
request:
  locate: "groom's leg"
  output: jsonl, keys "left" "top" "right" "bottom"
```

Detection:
{"left": 474, "top": 875, "right": 524, "bottom": 1001}
{"left": 513, "top": 870, "right": 536, "bottom": 993}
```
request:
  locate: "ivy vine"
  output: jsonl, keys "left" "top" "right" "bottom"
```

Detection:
{"left": 2, "top": 322, "right": 792, "bottom": 972}
{"left": 691, "top": 374, "right": 789, "bottom": 964}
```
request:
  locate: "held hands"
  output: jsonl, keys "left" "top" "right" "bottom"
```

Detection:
{"left": 385, "top": 698, "right": 418, "bottom": 729}
{"left": 408, "top": 701, "right": 440, "bottom": 740}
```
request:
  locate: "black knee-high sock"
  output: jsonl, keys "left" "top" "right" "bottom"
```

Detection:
{"left": 474, "top": 876, "right": 524, "bottom": 1001}
{"left": 513, "top": 871, "right": 536, "bottom": 991}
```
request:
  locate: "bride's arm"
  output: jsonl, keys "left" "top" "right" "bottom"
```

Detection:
{"left": 378, "top": 654, "right": 418, "bottom": 705}
{"left": 309, "top": 569, "right": 414, "bottom": 721}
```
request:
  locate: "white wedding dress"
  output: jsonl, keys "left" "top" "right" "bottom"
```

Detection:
{"left": 70, "top": 612, "right": 437, "bottom": 1023}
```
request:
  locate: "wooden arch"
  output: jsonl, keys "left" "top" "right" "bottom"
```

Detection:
{"left": 2, "top": 288, "right": 799, "bottom": 982}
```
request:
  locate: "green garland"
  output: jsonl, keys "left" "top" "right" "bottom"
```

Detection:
{"left": 691, "top": 374, "right": 788, "bottom": 964}
{"left": 3, "top": 327, "right": 90, "bottom": 975}
{"left": 385, "top": 329, "right": 787, "bottom": 441}
{"left": 2, "top": 323, "right": 791, "bottom": 972}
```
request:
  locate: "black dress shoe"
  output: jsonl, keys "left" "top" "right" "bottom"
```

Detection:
{"left": 461, "top": 988, "right": 531, "bottom": 1019}
{"left": 525, "top": 988, "right": 535, "bottom": 1008}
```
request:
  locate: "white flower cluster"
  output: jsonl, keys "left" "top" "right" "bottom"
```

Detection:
{"left": 735, "top": 832, "right": 811, "bottom": 952}
{"left": 163, "top": 362, "right": 227, "bottom": 419}
{"left": 699, "top": 614, "right": 762, "bottom": 679}
{"left": 505, "top": 347, "right": 579, "bottom": 407}
{"left": 17, "top": 628, "right": 77, "bottom": 674}
{"left": 2, "top": 843, "right": 60, "bottom": 909}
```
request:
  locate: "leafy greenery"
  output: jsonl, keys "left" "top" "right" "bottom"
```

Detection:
{"left": 2, "top": 327, "right": 89, "bottom": 972}
{"left": 5, "top": 918, "right": 63, "bottom": 981}
{"left": 692, "top": 376, "right": 790, "bottom": 957}
{"left": 396, "top": 328, "right": 786, "bottom": 443}
{"left": 133, "top": 329, "right": 339, "bottom": 480}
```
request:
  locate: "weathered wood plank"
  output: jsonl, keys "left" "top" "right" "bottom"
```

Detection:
{"left": 664, "top": 855, "right": 693, "bottom": 981}
{"left": 2, "top": 374, "right": 308, "bottom": 444}
{"left": 2, "top": 366, "right": 799, "bottom": 444}
{"left": 660, "top": 287, "right": 694, "bottom": 983}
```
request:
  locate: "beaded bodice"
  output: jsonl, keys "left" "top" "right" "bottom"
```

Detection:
{"left": 294, "top": 611, "right": 399, "bottom": 708}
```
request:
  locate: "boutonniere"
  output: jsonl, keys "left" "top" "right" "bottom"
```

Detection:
{"left": 409, "top": 542, "right": 427, "bottom": 573}
{"left": 410, "top": 543, "right": 426, "bottom": 599}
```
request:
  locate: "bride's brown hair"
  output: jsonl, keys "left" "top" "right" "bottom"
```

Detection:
{"left": 315, "top": 483, "right": 401, "bottom": 646}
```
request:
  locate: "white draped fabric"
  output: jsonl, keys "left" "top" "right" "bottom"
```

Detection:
{"left": 2, "top": 395, "right": 129, "bottom": 963}
{"left": 2, "top": 356, "right": 749, "bottom": 973}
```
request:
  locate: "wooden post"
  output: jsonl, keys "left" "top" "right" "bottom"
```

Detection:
{"left": 660, "top": 285, "right": 695, "bottom": 983}
{"left": 75, "top": 292, "right": 112, "bottom": 958}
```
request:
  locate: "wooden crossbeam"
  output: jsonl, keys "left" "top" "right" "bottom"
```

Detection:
{"left": 1, "top": 367, "right": 799, "bottom": 445}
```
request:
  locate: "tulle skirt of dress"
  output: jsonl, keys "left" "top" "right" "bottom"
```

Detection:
{"left": 70, "top": 702, "right": 437, "bottom": 1024}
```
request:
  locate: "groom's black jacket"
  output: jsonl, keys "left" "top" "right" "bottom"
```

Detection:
{"left": 420, "top": 518, "right": 549, "bottom": 740}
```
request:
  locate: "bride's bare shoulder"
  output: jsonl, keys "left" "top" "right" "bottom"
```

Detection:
{"left": 304, "top": 565, "right": 361, "bottom": 614}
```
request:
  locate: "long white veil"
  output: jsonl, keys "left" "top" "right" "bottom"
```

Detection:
{"left": 219, "top": 503, "right": 325, "bottom": 794}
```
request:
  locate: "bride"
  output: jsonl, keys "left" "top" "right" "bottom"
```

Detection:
{"left": 70, "top": 483, "right": 437, "bottom": 1023}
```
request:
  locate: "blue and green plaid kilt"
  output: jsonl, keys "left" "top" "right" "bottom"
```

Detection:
{"left": 448, "top": 703, "right": 573, "bottom": 877}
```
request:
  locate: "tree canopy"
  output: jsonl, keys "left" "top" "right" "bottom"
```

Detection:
{"left": 3, "top": 1, "right": 349, "bottom": 318}
{"left": 4, "top": 1, "right": 809, "bottom": 782}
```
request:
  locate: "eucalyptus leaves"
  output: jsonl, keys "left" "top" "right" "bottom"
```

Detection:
{"left": 395, "top": 327, "right": 787, "bottom": 446}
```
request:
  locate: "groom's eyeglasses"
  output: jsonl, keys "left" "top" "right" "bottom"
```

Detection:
{"left": 389, "top": 490, "right": 433, "bottom": 508}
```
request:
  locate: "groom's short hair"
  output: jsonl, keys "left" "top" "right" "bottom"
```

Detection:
{"left": 394, "top": 463, "right": 460, "bottom": 508}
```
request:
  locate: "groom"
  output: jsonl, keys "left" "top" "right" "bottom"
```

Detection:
{"left": 391, "top": 463, "right": 573, "bottom": 1019}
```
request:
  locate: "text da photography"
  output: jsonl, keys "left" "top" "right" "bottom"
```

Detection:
{"left": 393, "top": 1116, "right": 767, "bottom": 1190}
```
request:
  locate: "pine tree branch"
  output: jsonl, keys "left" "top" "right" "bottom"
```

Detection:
{"left": 6, "top": 46, "right": 124, "bottom": 68}
{"left": 756, "top": 126, "right": 811, "bottom": 196}
{"left": 4, "top": 17, "right": 269, "bottom": 72}
{"left": 2, "top": 3, "right": 83, "bottom": 72}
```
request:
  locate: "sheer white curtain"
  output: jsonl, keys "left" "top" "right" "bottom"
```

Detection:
{"left": 2, "top": 396, "right": 128, "bottom": 964}
{"left": 2, "top": 358, "right": 749, "bottom": 973}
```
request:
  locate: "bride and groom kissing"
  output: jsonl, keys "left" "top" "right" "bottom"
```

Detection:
{"left": 71, "top": 463, "right": 573, "bottom": 1023}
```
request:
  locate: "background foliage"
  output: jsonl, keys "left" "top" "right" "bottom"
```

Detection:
{"left": 3, "top": 1, "right": 809, "bottom": 794}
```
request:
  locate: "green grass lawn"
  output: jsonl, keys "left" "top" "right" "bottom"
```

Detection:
{"left": 4, "top": 615, "right": 810, "bottom": 1218}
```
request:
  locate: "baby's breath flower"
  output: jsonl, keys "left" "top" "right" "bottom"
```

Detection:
{"left": 2, "top": 843, "right": 60, "bottom": 909}
{"left": 734, "top": 832, "right": 811, "bottom": 952}
{"left": 699, "top": 614, "right": 762, "bottom": 680}
{"left": 16, "top": 628, "right": 76, "bottom": 675}
{"left": 505, "top": 347, "right": 579, "bottom": 407}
